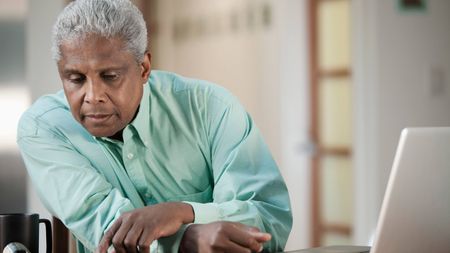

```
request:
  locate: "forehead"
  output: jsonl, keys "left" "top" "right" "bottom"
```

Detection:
{"left": 58, "top": 35, "right": 134, "bottom": 71}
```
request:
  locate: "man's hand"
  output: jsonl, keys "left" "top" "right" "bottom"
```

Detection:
{"left": 96, "top": 202, "right": 194, "bottom": 253}
{"left": 179, "top": 221, "right": 271, "bottom": 253}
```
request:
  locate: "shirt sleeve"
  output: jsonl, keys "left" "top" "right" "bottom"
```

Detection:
{"left": 184, "top": 92, "right": 293, "bottom": 252}
{"left": 16, "top": 113, "right": 135, "bottom": 251}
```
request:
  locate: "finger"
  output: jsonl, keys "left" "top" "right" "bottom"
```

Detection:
{"left": 98, "top": 218, "right": 123, "bottom": 253}
{"left": 111, "top": 220, "right": 134, "bottom": 253}
{"left": 232, "top": 222, "right": 261, "bottom": 233}
{"left": 223, "top": 239, "right": 253, "bottom": 253}
{"left": 244, "top": 225, "right": 261, "bottom": 233}
{"left": 227, "top": 226, "right": 267, "bottom": 252}
{"left": 123, "top": 224, "right": 144, "bottom": 253}
{"left": 248, "top": 231, "right": 272, "bottom": 243}
{"left": 231, "top": 223, "right": 270, "bottom": 242}
{"left": 98, "top": 246, "right": 116, "bottom": 253}
{"left": 137, "top": 228, "right": 157, "bottom": 253}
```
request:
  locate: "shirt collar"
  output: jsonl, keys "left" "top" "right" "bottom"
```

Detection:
{"left": 129, "top": 82, "right": 151, "bottom": 147}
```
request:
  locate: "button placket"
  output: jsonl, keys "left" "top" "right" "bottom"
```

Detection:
{"left": 127, "top": 152, "right": 134, "bottom": 160}
{"left": 123, "top": 143, "right": 149, "bottom": 192}
{"left": 123, "top": 144, "right": 138, "bottom": 179}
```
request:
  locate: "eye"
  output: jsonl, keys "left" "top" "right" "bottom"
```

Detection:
{"left": 68, "top": 74, "right": 86, "bottom": 84}
{"left": 102, "top": 72, "right": 119, "bottom": 81}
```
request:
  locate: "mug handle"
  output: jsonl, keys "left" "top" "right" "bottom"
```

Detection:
{"left": 39, "top": 219, "right": 53, "bottom": 253}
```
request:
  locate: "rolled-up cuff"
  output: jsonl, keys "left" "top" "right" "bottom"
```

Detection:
{"left": 183, "top": 202, "right": 222, "bottom": 224}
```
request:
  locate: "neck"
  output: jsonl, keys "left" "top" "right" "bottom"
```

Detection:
{"left": 108, "top": 105, "right": 141, "bottom": 142}
{"left": 109, "top": 130, "right": 124, "bottom": 142}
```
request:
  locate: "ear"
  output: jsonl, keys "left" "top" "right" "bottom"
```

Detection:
{"left": 140, "top": 52, "right": 152, "bottom": 83}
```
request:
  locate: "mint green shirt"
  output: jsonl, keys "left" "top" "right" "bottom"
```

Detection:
{"left": 17, "top": 71, "right": 292, "bottom": 252}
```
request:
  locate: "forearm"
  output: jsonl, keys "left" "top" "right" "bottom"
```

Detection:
{"left": 96, "top": 202, "right": 195, "bottom": 253}
{"left": 185, "top": 199, "right": 291, "bottom": 251}
{"left": 179, "top": 221, "right": 272, "bottom": 253}
{"left": 28, "top": 168, "right": 136, "bottom": 250}
{"left": 18, "top": 135, "right": 135, "bottom": 250}
{"left": 64, "top": 189, "right": 135, "bottom": 250}
{"left": 177, "top": 202, "right": 195, "bottom": 224}
{"left": 204, "top": 94, "right": 292, "bottom": 250}
{"left": 155, "top": 202, "right": 194, "bottom": 252}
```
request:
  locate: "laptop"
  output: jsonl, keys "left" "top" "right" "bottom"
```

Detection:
{"left": 283, "top": 127, "right": 450, "bottom": 253}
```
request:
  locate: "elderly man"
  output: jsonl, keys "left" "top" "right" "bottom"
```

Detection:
{"left": 17, "top": 0, "right": 292, "bottom": 252}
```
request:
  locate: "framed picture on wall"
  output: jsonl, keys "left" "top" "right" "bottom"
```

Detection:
{"left": 398, "top": 0, "right": 427, "bottom": 12}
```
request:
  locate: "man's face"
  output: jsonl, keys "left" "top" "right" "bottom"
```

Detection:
{"left": 57, "top": 35, "right": 151, "bottom": 137}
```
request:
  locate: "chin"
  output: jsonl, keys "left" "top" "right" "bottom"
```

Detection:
{"left": 89, "top": 131, "right": 110, "bottom": 138}
{"left": 86, "top": 127, "right": 117, "bottom": 138}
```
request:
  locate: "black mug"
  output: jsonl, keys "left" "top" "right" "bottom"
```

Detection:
{"left": 0, "top": 213, "right": 52, "bottom": 253}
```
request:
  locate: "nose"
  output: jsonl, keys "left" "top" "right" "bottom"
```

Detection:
{"left": 84, "top": 79, "right": 107, "bottom": 104}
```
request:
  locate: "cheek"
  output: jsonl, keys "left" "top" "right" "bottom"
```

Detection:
{"left": 69, "top": 102, "right": 82, "bottom": 120}
{"left": 116, "top": 98, "right": 137, "bottom": 120}
{"left": 117, "top": 82, "right": 143, "bottom": 114}
{"left": 64, "top": 89, "right": 84, "bottom": 118}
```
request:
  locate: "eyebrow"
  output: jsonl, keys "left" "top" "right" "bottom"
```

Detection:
{"left": 97, "top": 65, "right": 129, "bottom": 73}
{"left": 62, "top": 69, "right": 82, "bottom": 75}
{"left": 62, "top": 65, "right": 129, "bottom": 75}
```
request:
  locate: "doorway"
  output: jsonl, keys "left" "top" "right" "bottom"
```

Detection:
{"left": 309, "top": 0, "right": 353, "bottom": 247}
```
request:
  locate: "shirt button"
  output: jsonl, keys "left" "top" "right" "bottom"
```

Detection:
{"left": 144, "top": 140, "right": 149, "bottom": 146}
{"left": 127, "top": 153, "right": 134, "bottom": 159}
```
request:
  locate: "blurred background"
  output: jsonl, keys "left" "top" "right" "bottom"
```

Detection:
{"left": 1, "top": 0, "right": 449, "bottom": 251}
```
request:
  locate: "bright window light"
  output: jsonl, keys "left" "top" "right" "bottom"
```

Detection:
{"left": 0, "top": 84, "right": 31, "bottom": 152}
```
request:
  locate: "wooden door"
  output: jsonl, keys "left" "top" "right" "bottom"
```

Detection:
{"left": 309, "top": 0, "right": 353, "bottom": 247}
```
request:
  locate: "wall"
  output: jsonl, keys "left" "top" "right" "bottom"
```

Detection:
{"left": 276, "top": 1, "right": 311, "bottom": 249}
{"left": 27, "top": 0, "right": 63, "bottom": 101}
{"left": 353, "top": 0, "right": 450, "bottom": 245}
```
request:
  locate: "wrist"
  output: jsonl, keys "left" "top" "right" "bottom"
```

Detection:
{"left": 177, "top": 202, "right": 194, "bottom": 224}
{"left": 179, "top": 224, "right": 198, "bottom": 253}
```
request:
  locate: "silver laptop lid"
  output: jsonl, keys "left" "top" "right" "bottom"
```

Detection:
{"left": 371, "top": 128, "right": 450, "bottom": 253}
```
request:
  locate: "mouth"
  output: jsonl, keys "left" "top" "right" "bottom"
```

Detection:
{"left": 83, "top": 114, "right": 113, "bottom": 123}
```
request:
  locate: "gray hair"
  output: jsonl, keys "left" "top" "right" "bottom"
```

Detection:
{"left": 51, "top": 0, "right": 148, "bottom": 62}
